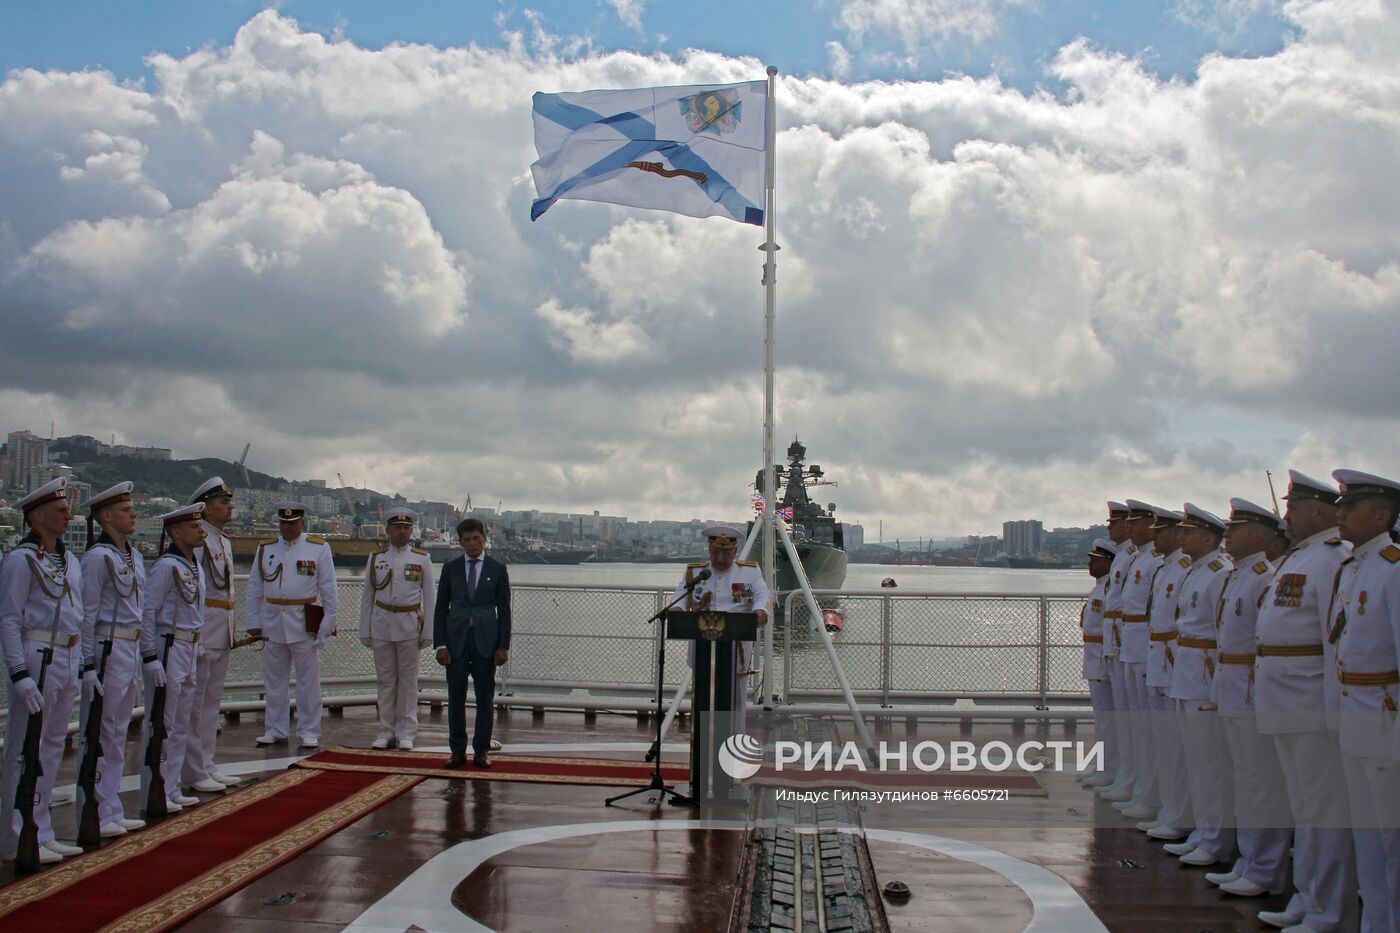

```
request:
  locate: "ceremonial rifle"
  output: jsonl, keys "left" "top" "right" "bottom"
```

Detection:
{"left": 76, "top": 625, "right": 115, "bottom": 846}
{"left": 15, "top": 574, "right": 65, "bottom": 874}
{"left": 143, "top": 631, "right": 175, "bottom": 820}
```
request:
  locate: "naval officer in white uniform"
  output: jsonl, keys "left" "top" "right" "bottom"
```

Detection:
{"left": 1332, "top": 469, "right": 1400, "bottom": 933}
{"left": 670, "top": 524, "right": 771, "bottom": 730}
{"left": 182, "top": 477, "right": 244, "bottom": 792}
{"left": 0, "top": 478, "right": 84, "bottom": 865}
{"left": 77, "top": 482, "right": 149, "bottom": 838}
{"left": 360, "top": 507, "right": 435, "bottom": 750}
{"left": 247, "top": 501, "right": 338, "bottom": 748}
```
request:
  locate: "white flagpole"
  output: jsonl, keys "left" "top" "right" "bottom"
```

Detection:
{"left": 760, "top": 65, "right": 779, "bottom": 706}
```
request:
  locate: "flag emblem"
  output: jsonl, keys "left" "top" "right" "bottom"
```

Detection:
{"left": 681, "top": 88, "right": 741, "bottom": 136}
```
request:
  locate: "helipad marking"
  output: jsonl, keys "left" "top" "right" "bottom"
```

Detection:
{"left": 341, "top": 820, "right": 1106, "bottom": 933}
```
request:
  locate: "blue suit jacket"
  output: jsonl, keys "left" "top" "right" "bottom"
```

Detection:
{"left": 432, "top": 553, "right": 511, "bottom": 660}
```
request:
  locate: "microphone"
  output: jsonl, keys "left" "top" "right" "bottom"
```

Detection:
{"left": 685, "top": 568, "right": 712, "bottom": 590}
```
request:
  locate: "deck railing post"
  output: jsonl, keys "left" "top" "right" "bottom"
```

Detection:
{"left": 881, "top": 594, "right": 893, "bottom": 708}
{"left": 1037, "top": 596, "right": 1049, "bottom": 710}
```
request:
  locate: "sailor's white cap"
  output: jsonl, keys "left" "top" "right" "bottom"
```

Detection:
{"left": 1179, "top": 502, "right": 1227, "bottom": 532}
{"left": 1283, "top": 469, "right": 1339, "bottom": 503}
{"left": 1332, "top": 469, "right": 1400, "bottom": 506}
{"left": 81, "top": 481, "right": 133, "bottom": 512}
{"left": 385, "top": 507, "right": 417, "bottom": 526}
{"left": 17, "top": 477, "right": 68, "bottom": 515}
{"left": 1227, "top": 497, "right": 1283, "bottom": 532}
{"left": 189, "top": 476, "right": 232, "bottom": 505}
{"left": 1124, "top": 499, "right": 1159, "bottom": 521}
{"left": 1106, "top": 501, "right": 1129, "bottom": 520}
{"left": 1150, "top": 508, "right": 1183, "bottom": 530}
{"left": 1088, "top": 537, "right": 1118, "bottom": 559}
{"left": 275, "top": 500, "right": 308, "bottom": 521}
{"left": 158, "top": 502, "right": 205, "bottom": 526}
{"left": 703, "top": 523, "right": 744, "bottom": 546}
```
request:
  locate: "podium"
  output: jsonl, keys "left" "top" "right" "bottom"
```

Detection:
{"left": 668, "top": 610, "right": 758, "bottom": 803}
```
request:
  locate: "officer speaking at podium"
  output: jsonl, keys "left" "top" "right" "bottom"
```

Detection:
{"left": 669, "top": 524, "right": 771, "bottom": 730}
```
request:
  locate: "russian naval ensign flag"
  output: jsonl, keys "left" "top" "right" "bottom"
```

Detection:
{"left": 529, "top": 81, "right": 768, "bottom": 225}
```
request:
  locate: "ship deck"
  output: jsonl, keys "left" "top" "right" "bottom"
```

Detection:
{"left": 6, "top": 706, "right": 1294, "bottom": 932}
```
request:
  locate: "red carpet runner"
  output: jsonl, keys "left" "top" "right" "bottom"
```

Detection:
{"left": 0, "top": 767, "right": 419, "bottom": 933}
{"left": 295, "top": 745, "right": 690, "bottom": 786}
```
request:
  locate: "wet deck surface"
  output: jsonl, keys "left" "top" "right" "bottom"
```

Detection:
{"left": 5, "top": 705, "right": 1295, "bottom": 931}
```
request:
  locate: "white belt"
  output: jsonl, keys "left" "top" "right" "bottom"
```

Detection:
{"left": 156, "top": 627, "right": 201, "bottom": 644}
{"left": 26, "top": 631, "right": 79, "bottom": 648}
{"left": 101, "top": 625, "right": 142, "bottom": 641}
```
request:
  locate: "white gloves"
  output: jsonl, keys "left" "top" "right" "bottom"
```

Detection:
{"left": 143, "top": 659, "right": 167, "bottom": 688}
{"left": 83, "top": 669, "right": 104, "bottom": 701}
{"left": 14, "top": 676, "right": 43, "bottom": 714}
{"left": 360, "top": 636, "right": 373, "bottom": 648}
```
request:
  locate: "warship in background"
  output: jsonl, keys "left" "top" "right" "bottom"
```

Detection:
{"left": 752, "top": 439, "right": 848, "bottom": 631}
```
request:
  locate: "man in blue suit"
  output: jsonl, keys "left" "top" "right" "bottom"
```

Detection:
{"left": 433, "top": 518, "right": 511, "bottom": 768}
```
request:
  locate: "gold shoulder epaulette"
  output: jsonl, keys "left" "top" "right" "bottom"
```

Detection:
{"left": 686, "top": 561, "right": 708, "bottom": 569}
{"left": 736, "top": 559, "right": 758, "bottom": 567}
{"left": 306, "top": 534, "right": 326, "bottom": 545}
{"left": 1325, "top": 536, "right": 1343, "bottom": 546}
{"left": 1208, "top": 558, "right": 1224, "bottom": 571}
{"left": 1381, "top": 544, "right": 1400, "bottom": 564}
{"left": 1179, "top": 556, "right": 1192, "bottom": 567}
{"left": 411, "top": 546, "right": 429, "bottom": 556}
{"left": 258, "top": 537, "right": 276, "bottom": 547}
{"left": 1253, "top": 560, "right": 1270, "bottom": 574}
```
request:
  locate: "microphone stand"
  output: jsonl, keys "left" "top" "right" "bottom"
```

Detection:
{"left": 605, "top": 573, "right": 709, "bottom": 809}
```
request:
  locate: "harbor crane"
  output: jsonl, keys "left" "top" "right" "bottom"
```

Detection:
{"left": 336, "top": 472, "right": 364, "bottom": 537}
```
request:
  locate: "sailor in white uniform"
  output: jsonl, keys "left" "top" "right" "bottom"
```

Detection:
{"left": 77, "top": 482, "right": 149, "bottom": 838}
{"left": 1097, "top": 501, "right": 1137, "bottom": 798}
{"left": 247, "top": 501, "right": 338, "bottom": 748}
{"left": 182, "top": 477, "right": 244, "bottom": 792}
{"left": 139, "top": 503, "right": 207, "bottom": 812}
{"left": 0, "top": 478, "right": 84, "bottom": 865}
{"left": 1332, "top": 469, "right": 1400, "bottom": 933}
{"left": 1079, "top": 537, "right": 1116, "bottom": 784}
{"left": 1141, "top": 508, "right": 1196, "bottom": 841}
{"left": 1165, "top": 503, "right": 1234, "bottom": 868}
{"left": 670, "top": 524, "right": 771, "bottom": 732}
{"left": 1207, "top": 498, "right": 1291, "bottom": 898}
{"left": 360, "top": 508, "right": 435, "bottom": 750}
{"left": 1114, "top": 500, "right": 1166, "bottom": 821}
{"left": 1255, "top": 470, "right": 1356, "bottom": 933}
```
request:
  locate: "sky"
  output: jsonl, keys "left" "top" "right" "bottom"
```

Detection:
{"left": 1, "top": 1, "right": 1397, "bottom": 538}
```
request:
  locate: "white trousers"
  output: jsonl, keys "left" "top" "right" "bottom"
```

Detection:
{"left": 1087, "top": 678, "right": 1117, "bottom": 776}
{"left": 182, "top": 646, "right": 231, "bottom": 782}
{"left": 1124, "top": 661, "right": 1158, "bottom": 809}
{"left": 77, "top": 637, "right": 140, "bottom": 826}
{"left": 372, "top": 639, "right": 421, "bottom": 743}
{"left": 1177, "top": 698, "right": 1235, "bottom": 859}
{"left": 140, "top": 639, "right": 197, "bottom": 803}
{"left": 1107, "top": 658, "right": 1137, "bottom": 791}
{"left": 1274, "top": 730, "right": 1359, "bottom": 933}
{"left": 262, "top": 640, "right": 321, "bottom": 741}
{"left": 0, "top": 643, "right": 78, "bottom": 854}
{"left": 1342, "top": 752, "right": 1400, "bottom": 933}
{"left": 1148, "top": 683, "right": 1192, "bottom": 831}
{"left": 1220, "top": 713, "right": 1290, "bottom": 891}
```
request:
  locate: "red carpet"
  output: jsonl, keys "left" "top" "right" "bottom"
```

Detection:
{"left": 0, "top": 767, "right": 419, "bottom": 932}
{"left": 295, "top": 745, "right": 690, "bottom": 786}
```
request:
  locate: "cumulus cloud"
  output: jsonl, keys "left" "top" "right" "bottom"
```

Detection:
{"left": 2, "top": 5, "right": 1398, "bottom": 536}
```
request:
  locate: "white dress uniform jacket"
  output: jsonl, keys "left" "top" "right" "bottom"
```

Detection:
{"left": 360, "top": 545, "right": 436, "bottom": 644}
{"left": 140, "top": 551, "right": 204, "bottom": 802}
{"left": 1102, "top": 543, "right": 1136, "bottom": 659}
{"left": 182, "top": 522, "right": 238, "bottom": 786}
{"left": 247, "top": 534, "right": 338, "bottom": 644}
{"left": 1254, "top": 528, "right": 1351, "bottom": 734}
{"left": 1118, "top": 545, "right": 1163, "bottom": 664}
{"left": 1333, "top": 533, "right": 1400, "bottom": 757}
{"left": 1146, "top": 550, "right": 1192, "bottom": 689}
{"left": 1081, "top": 575, "right": 1110, "bottom": 681}
{"left": 1213, "top": 552, "right": 1276, "bottom": 714}
{"left": 1169, "top": 551, "right": 1233, "bottom": 702}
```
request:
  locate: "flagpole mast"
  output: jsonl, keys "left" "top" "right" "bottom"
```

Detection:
{"left": 761, "top": 65, "right": 779, "bottom": 704}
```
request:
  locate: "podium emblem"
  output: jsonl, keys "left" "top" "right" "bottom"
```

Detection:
{"left": 698, "top": 612, "right": 727, "bottom": 641}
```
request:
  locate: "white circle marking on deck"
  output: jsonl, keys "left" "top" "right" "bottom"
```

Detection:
{"left": 341, "top": 820, "right": 1106, "bottom": 933}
